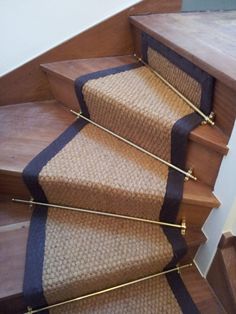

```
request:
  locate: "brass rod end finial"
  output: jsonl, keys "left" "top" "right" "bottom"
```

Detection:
{"left": 185, "top": 168, "right": 197, "bottom": 181}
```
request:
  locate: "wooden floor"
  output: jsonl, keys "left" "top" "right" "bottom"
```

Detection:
{"left": 130, "top": 11, "right": 236, "bottom": 91}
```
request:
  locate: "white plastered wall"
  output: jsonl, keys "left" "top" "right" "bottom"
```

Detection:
{"left": 0, "top": 0, "right": 140, "bottom": 76}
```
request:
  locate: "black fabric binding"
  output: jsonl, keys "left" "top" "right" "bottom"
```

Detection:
{"left": 22, "top": 119, "right": 87, "bottom": 311}
{"left": 141, "top": 32, "right": 214, "bottom": 313}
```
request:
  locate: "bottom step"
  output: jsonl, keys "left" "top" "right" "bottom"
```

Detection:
{"left": 0, "top": 198, "right": 222, "bottom": 314}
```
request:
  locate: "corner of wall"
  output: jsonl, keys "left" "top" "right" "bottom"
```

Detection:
{"left": 194, "top": 120, "right": 236, "bottom": 276}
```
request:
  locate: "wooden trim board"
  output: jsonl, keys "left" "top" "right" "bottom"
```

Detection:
{"left": 207, "top": 232, "right": 236, "bottom": 314}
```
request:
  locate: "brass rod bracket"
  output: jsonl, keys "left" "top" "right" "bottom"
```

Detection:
{"left": 29, "top": 197, "right": 34, "bottom": 208}
{"left": 181, "top": 218, "right": 187, "bottom": 236}
{"left": 184, "top": 168, "right": 194, "bottom": 182}
{"left": 201, "top": 111, "right": 215, "bottom": 126}
{"left": 27, "top": 306, "right": 33, "bottom": 314}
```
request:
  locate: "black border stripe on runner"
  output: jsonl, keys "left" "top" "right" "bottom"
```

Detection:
{"left": 22, "top": 118, "right": 87, "bottom": 310}
{"left": 141, "top": 32, "right": 214, "bottom": 115}
{"left": 141, "top": 32, "right": 213, "bottom": 313}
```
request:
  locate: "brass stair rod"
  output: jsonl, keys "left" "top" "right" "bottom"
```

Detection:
{"left": 12, "top": 198, "right": 187, "bottom": 233}
{"left": 25, "top": 263, "right": 193, "bottom": 314}
{"left": 134, "top": 54, "right": 215, "bottom": 126}
{"left": 70, "top": 110, "right": 197, "bottom": 181}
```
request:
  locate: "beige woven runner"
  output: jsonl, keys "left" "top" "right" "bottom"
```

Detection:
{"left": 22, "top": 36, "right": 211, "bottom": 313}
{"left": 82, "top": 65, "right": 195, "bottom": 161}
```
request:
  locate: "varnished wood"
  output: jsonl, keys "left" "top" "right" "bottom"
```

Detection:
{"left": 186, "top": 140, "right": 223, "bottom": 187}
{"left": 190, "top": 125, "right": 228, "bottom": 155}
{"left": 0, "top": 101, "right": 74, "bottom": 174}
{"left": 0, "top": 0, "right": 181, "bottom": 106}
{"left": 130, "top": 11, "right": 236, "bottom": 91}
{"left": 0, "top": 226, "right": 28, "bottom": 300}
{"left": 178, "top": 204, "right": 214, "bottom": 229}
{"left": 0, "top": 100, "right": 220, "bottom": 213}
{"left": 0, "top": 197, "right": 31, "bottom": 227}
{"left": 182, "top": 266, "right": 226, "bottom": 314}
{"left": 213, "top": 81, "right": 236, "bottom": 137}
{"left": 207, "top": 232, "right": 236, "bottom": 314}
{"left": 183, "top": 180, "right": 220, "bottom": 208}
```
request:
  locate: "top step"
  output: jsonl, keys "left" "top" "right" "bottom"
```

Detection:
{"left": 42, "top": 57, "right": 228, "bottom": 156}
{"left": 130, "top": 11, "right": 236, "bottom": 91}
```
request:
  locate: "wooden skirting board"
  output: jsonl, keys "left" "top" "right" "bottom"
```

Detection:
{"left": 207, "top": 232, "right": 236, "bottom": 314}
{"left": 0, "top": 0, "right": 181, "bottom": 106}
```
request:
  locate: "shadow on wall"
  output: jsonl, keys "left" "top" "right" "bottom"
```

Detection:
{"left": 182, "top": 0, "right": 236, "bottom": 11}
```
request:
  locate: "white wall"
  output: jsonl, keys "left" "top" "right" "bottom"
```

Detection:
{"left": 223, "top": 197, "right": 236, "bottom": 235}
{"left": 0, "top": 0, "right": 140, "bottom": 76}
{"left": 195, "top": 121, "right": 236, "bottom": 276}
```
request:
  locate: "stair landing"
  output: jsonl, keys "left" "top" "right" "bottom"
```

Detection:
{"left": 130, "top": 11, "right": 236, "bottom": 91}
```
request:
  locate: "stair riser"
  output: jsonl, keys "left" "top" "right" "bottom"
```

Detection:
{"left": 46, "top": 73, "right": 223, "bottom": 187}
{"left": 186, "top": 141, "right": 223, "bottom": 187}
{"left": 179, "top": 204, "right": 212, "bottom": 229}
{"left": 0, "top": 172, "right": 213, "bottom": 230}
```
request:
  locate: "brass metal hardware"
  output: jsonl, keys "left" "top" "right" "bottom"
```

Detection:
{"left": 70, "top": 110, "right": 197, "bottom": 181}
{"left": 134, "top": 54, "right": 215, "bottom": 126}
{"left": 27, "top": 307, "right": 33, "bottom": 314}
{"left": 24, "top": 263, "right": 193, "bottom": 314}
{"left": 184, "top": 168, "right": 194, "bottom": 182}
{"left": 181, "top": 218, "right": 186, "bottom": 236}
{"left": 12, "top": 198, "right": 187, "bottom": 233}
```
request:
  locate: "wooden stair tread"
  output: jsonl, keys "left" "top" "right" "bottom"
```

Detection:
{"left": 0, "top": 199, "right": 206, "bottom": 301}
{"left": 184, "top": 180, "right": 220, "bottom": 208}
{"left": 0, "top": 100, "right": 74, "bottom": 173}
{"left": 41, "top": 57, "right": 228, "bottom": 155}
{"left": 190, "top": 125, "right": 228, "bottom": 155}
{"left": 129, "top": 11, "right": 236, "bottom": 91}
{"left": 0, "top": 100, "right": 219, "bottom": 208}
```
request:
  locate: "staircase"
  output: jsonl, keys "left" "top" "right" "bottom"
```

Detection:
{"left": 1, "top": 9, "right": 235, "bottom": 314}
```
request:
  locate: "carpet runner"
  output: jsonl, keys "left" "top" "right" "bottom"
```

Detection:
{"left": 22, "top": 34, "right": 214, "bottom": 313}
